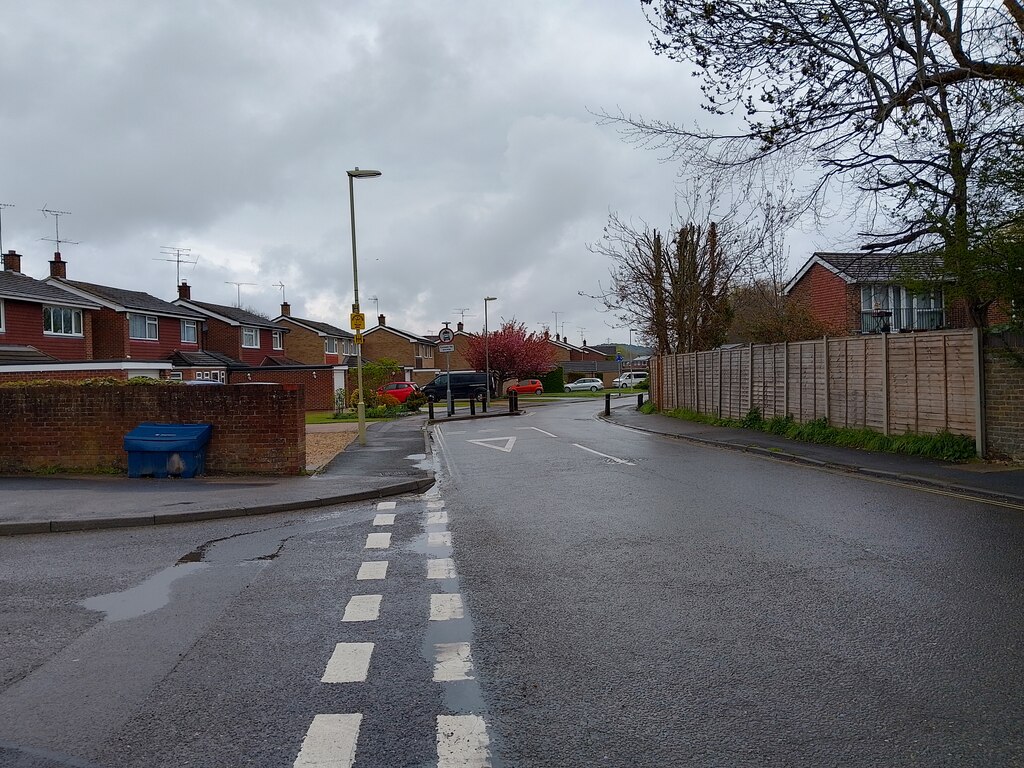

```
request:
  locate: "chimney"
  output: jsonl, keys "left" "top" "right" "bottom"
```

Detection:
{"left": 48, "top": 251, "right": 66, "bottom": 278}
{"left": 3, "top": 250, "right": 22, "bottom": 273}
{"left": 544, "top": 329, "right": 550, "bottom": 339}
{"left": 178, "top": 281, "right": 191, "bottom": 300}
{"left": 556, "top": 333, "right": 561, "bottom": 342}
{"left": 281, "top": 301, "right": 291, "bottom": 317}
{"left": 378, "top": 314, "right": 386, "bottom": 326}
{"left": 583, "top": 338, "right": 587, "bottom": 347}
{"left": 457, "top": 321, "right": 464, "bottom": 332}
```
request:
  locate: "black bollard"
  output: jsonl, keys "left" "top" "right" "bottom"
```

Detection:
{"left": 604, "top": 392, "right": 611, "bottom": 416}
{"left": 428, "top": 400, "right": 435, "bottom": 420}
{"left": 482, "top": 396, "right": 488, "bottom": 413}
{"left": 637, "top": 393, "right": 644, "bottom": 409}
{"left": 469, "top": 397, "right": 476, "bottom": 416}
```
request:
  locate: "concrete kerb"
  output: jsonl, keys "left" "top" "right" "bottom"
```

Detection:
{"left": 600, "top": 412, "right": 1024, "bottom": 509}
{"left": 0, "top": 476, "right": 437, "bottom": 537}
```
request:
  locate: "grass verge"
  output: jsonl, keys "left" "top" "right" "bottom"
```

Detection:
{"left": 650, "top": 406, "right": 976, "bottom": 462}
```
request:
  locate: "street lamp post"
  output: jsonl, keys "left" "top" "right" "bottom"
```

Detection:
{"left": 347, "top": 167, "right": 381, "bottom": 446}
{"left": 484, "top": 296, "right": 497, "bottom": 407}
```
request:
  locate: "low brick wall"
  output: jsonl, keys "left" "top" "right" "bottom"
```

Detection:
{"left": 984, "top": 334, "right": 1024, "bottom": 461}
{"left": 228, "top": 366, "right": 334, "bottom": 410}
{"left": 0, "top": 383, "right": 305, "bottom": 475}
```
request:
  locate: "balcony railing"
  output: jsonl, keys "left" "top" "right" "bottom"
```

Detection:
{"left": 860, "top": 308, "right": 946, "bottom": 333}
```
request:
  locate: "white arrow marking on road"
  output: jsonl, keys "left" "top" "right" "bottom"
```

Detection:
{"left": 572, "top": 443, "right": 635, "bottom": 466}
{"left": 466, "top": 436, "right": 516, "bottom": 453}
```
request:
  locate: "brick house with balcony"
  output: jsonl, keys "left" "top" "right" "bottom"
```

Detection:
{"left": 784, "top": 252, "right": 958, "bottom": 334}
{"left": 46, "top": 259, "right": 206, "bottom": 363}
{"left": 0, "top": 251, "right": 100, "bottom": 362}
{"left": 361, "top": 314, "right": 439, "bottom": 385}
{"left": 273, "top": 302, "right": 357, "bottom": 366}
{"left": 174, "top": 282, "right": 290, "bottom": 366}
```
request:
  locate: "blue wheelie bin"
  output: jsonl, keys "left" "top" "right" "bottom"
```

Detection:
{"left": 123, "top": 423, "right": 213, "bottom": 478}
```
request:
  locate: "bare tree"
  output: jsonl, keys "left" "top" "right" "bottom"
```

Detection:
{"left": 606, "top": 0, "right": 1024, "bottom": 326}
{"left": 584, "top": 189, "right": 775, "bottom": 352}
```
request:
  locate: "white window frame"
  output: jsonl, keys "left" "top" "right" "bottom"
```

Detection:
{"left": 168, "top": 371, "right": 183, "bottom": 381}
{"left": 43, "top": 305, "right": 83, "bottom": 336}
{"left": 272, "top": 329, "right": 284, "bottom": 350}
{"left": 343, "top": 339, "right": 356, "bottom": 356}
{"left": 129, "top": 313, "right": 159, "bottom": 341}
{"left": 181, "top": 319, "right": 198, "bottom": 344}
{"left": 242, "top": 327, "right": 259, "bottom": 348}
{"left": 418, "top": 343, "right": 434, "bottom": 359}
{"left": 325, "top": 337, "right": 338, "bottom": 354}
{"left": 0, "top": 298, "right": 4, "bottom": 332}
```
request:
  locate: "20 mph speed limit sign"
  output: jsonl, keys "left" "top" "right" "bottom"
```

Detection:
{"left": 438, "top": 327, "right": 454, "bottom": 343}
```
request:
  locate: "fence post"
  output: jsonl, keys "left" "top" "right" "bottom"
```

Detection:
{"left": 822, "top": 336, "right": 830, "bottom": 423}
{"left": 747, "top": 344, "right": 753, "bottom": 416}
{"left": 695, "top": 352, "right": 700, "bottom": 415}
{"left": 783, "top": 341, "right": 789, "bottom": 417}
{"left": 881, "top": 332, "right": 890, "bottom": 436}
{"left": 973, "top": 327, "right": 986, "bottom": 457}
{"left": 718, "top": 349, "right": 723, "bottom": 417}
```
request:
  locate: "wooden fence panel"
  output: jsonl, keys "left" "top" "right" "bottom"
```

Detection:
{"left": 651, "top": 328, "right": 977, "bottom": 440}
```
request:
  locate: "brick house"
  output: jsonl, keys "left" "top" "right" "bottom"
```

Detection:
{"left": 427, "top": 321, "right": 476, "bottom": 372}
{"left": 361, "top": 314, "right": 439, "bottom": 385}
{"left": 174, "top": 282, "right": 290, "bottom": 366}
{"left": 784, "top": 252, "right": 953, "bottom": 334}
{"left": 0, "top": 251, "right": 100, "bottom": 362}
{"left": 46, "top": 259, "right": 205, "bottom": 363}
{"left": 273, "top": 302, "right": 357, "bottom": 366}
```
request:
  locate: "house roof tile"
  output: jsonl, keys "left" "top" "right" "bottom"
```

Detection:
{"left": 0, "top": 271, "right": 101, "bottom": 308}
{"left": 58, "top": 280, "right": 204, "bottom": 319}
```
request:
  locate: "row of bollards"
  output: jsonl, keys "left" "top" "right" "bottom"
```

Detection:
{"left": 605, "top": 391, "right": 645, "bottom": 416}
{"left": 428, "top": 391, "right": 509, "bottom": 420}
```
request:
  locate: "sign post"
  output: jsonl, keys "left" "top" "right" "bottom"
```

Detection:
{"left": 438, "top": 326, "right": 455, "bottom": 416}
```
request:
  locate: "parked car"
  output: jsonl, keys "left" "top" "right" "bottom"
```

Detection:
{"left": 376, "top": 381, "right": 420, "bottom": 403}
{"left": 421, "top": 371, "right": 494, "bottom": 402}
{"left": 611, "top": 371, "right": 648, "bottom": 388}
{"left": 506, "top": 379, "right": 544, "bottom": 396}
{"left": 564, "top": 377, "right": 604, "bottom": 392}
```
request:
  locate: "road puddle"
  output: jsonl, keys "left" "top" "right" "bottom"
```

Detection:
{"left": 79, "top": 562, "right": 210, "bottom": 621}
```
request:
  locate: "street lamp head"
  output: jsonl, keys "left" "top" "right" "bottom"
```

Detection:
{"left": 348, "top": 168, "right": 382, "bottom": 179}
{"left": 485, "top": 296, "right": 497, "bottom": 302}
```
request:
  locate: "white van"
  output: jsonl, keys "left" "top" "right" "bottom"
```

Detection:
{"left": 611, "top": 371, "right": 648, "bottom": 388}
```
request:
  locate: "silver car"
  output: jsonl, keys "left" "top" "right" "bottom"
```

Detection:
{"left": 564, "top": 377, "right": 604, "bottom": 392}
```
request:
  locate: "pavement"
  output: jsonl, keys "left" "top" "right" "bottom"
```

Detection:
{"left": 2, "top": 398, "right": 1021, "bottom": 536}
{"left": 601, "top": 397, "right": 1024, "bottom": 506}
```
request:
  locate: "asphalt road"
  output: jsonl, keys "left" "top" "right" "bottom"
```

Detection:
{"left": 435, "top": 399, "right": 1024, "bottom": 767}
{"left": 0, "top": 490, "right": 490, "bottom": 768}
{"left": 3, "top": 398, "right": 1023, "bottom": 767}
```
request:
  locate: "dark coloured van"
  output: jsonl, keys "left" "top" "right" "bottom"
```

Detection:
{"left": 421, "top": 372, "right": 493, "bottom": 402}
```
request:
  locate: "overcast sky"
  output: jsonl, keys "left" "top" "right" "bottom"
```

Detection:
{"left": 0, "top": 1, "right": 843, "bottom": 346}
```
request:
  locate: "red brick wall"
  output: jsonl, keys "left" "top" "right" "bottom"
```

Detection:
{"left": 786, "top": 264, "right": 858, "bottom": 333}
{"left": 984, "top": 333, "right": 1024, "bottom": 460}
{"left": 1, "top": 300, "right": 93, "bottom": 359}
{"left": 0, "top": 383, "right": 305, "bottom": 475}
{"left": 205, "top": 317, "right": 242, "bottom": 359}
{"left": 228, "top": 367, "right": 334, "bottom": 410}
{"left": 90, "top": 307, "right": 129, "bottom": 358}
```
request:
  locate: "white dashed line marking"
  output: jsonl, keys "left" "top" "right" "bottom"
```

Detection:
{"left": 517, "top": 426, "right": 558, "bottom": 437}
{"left": 356, "top": 561, "right": 388, "bottom": 580}
{"left": 321, "top": 643, "right": 374, "bottom": 683}
{"left": 433, "top": 642, "right": 475, "bottom": 681}
{"left": 571, "top": 443, "right": 635, "bottom": 465}
{"left": 377, "top": 501, "right": 397, "bottom": 510}
{"left": 427, "top": 500, "right": 446, "bottom": 509}
{"left": 342, "top": 594, "right": 382, "bottom": 622}
{"left": 428, "top": 532, "right": 452, "bottom": 547}
{"left": 293, "top": 713, "right": 362, "bottom": 767}
{"left": 373, "top": 513, "right": 396, "bottom": 526}
{"left": 429, "top": 593, "right": 464, "bottom": 621}
{"left": 437, "top": 715, "right": 492, "bottom": 768}
{"left": 364, "top": 532, "right": 391, "bottom": 549}
{"left": 426, "top": 510, "right": 448, "bottom": 525}
{"left": 427, "top": 558, "right": 457, "bottom": 579}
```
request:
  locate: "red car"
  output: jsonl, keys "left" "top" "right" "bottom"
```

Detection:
{"left": 506, "top": 379, "right": 544, "bottom": 395}
{"left": 376, "top": 381, "right": 420, "bottom": 403}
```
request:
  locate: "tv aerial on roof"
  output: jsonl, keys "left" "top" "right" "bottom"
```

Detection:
{"left": 40, "top": 206, "right": 79, "bottom": 253}
{"left": 155, "top": 246, "right": 198, "bottom": 287}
